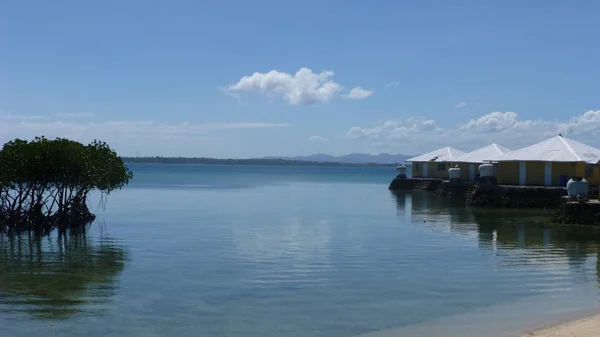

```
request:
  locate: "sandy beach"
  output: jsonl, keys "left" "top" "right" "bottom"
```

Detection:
{"left": 523, "top": 314, "right": 600, "bottom": 337}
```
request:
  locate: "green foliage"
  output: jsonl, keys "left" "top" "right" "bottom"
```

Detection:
{"left": 0, "top": 137, "right": 132, "bottom": 234}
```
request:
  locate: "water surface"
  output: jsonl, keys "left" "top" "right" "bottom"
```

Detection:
{"left": 1, "top": 164, "right": 599, "bottom": 336}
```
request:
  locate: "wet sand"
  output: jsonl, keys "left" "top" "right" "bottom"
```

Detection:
{"left": 523, "top": 314, "right": 600, "bottom": 337}
{"left": 352, "top": 290, "right": 600, "bottom": 337}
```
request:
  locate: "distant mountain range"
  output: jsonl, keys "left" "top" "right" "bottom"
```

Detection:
{"left": 122, "top": 153, "right": 413, "bottom": 167}
{"left": 264, "top": 153, "right": 412, "bottom": 164}
{"left": 122, "top": 156, "right": 399, "bottom": 167}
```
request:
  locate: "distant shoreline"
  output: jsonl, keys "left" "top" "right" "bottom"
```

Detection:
{"left": 122, "top": 157, "right": 399, "bottom": 168}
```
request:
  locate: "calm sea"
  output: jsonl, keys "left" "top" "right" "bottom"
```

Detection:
{"left": 1, "top": 164, "right": 599, "bottom": 337}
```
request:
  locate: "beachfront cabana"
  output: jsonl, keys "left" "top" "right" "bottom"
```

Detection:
{"left": 488, "top": 135, "right": 600, "bottom": 186}
{"left": 449, "top": 143, "right": 511, "bottom": 181}
{"left": 407, "top": 147, "right": 464, "bottom": 179}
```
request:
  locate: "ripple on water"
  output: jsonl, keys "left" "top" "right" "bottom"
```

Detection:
{"left": 0, "top": 172, "right": 600, "bottom": 337}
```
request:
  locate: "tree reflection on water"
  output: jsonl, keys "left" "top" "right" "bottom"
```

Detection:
{"left": 0, "top": 229, "right": 128, "bottom": 320}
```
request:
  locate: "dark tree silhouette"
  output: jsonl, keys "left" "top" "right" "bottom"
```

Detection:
{"left": 0, "top": 137, "right": 132, "bottom": 235}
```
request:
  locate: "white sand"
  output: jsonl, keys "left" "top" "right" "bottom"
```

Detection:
{"left": 523, "top": 314, "right": 600, "bottom": 337}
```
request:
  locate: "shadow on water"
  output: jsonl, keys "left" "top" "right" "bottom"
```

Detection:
{"left": 0, "top": 227, "right": 129, "bottom": 320}
{"left": 391, "top": 190, "right": 600, "bottom": 284}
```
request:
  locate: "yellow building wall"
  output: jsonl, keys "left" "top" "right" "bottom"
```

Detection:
{"left": 551, "top": 162, "right": 577, "bottom": 186}
{"left": 525, "top": 161, "right": 545, "bottom": 186}
{"left": 589, "top": 166, "right": 600, "bottom": 187}
{"left": 497, "top": 162, "right": 519, "bottom": 185}
{"left": 574, "top": 162, "right": 600, "bottom": 187}
{"left": 448, "top": 162, "right": 482, "bottom": 181}
{"left": 428, "top": 162, "right": 449, "bottom": 179}
{"left": 457, "top": 162, "right": 471, "bottom": 180}
{"left": 411, "top": 162, "right": 449, "bottom": 179}
{"left": 575, "top": 162, "right": 585, "bottom": 179}
{"left": 411, "top": 162, "right": 424, "bottom": 178}
{"left": 497, "top": 161, "right": 600, "bottom": 187}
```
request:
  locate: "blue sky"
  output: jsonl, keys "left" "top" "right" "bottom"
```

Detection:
{"left": 2, "top": 0, "right": 600, "bottom": 157}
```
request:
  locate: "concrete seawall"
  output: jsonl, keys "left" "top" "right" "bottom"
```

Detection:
{"left": 389, "top": 177, "right": 567, "bottom": 209}
{"left": 549, "top": 200, "right": 600, "bottom": 226}
{"left": 388, "top": 178, "right": 443, "bottom": 191}
{"left": 466, "top": 183, "right": 566, "bottom": 209}
{"left": 388, "top": 177, "right": 600, "bottom": 226}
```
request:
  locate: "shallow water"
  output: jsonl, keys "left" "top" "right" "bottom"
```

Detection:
{"left": 1, "top": 164, "right": 599, "bottom": 336}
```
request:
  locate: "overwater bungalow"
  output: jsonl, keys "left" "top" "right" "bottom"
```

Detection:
{"left": 448, "top": 143, "right": 510, "bottom": 181}
{"left": 488, "top": 135, "right": 600, "bottom": 187}
{"left": 407, "top": 147, "right": 464, "bottom": 179}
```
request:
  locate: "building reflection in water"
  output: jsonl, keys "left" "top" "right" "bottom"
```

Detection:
{"left": 0, "top": 230, "right": 129, "bottom": 320}
{"left": 391, "top": 190, "right": 600, "bottom": 283}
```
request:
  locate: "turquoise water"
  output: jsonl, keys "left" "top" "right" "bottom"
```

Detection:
{"left": 1, "top": 164, "right": 600, "bottom": 337}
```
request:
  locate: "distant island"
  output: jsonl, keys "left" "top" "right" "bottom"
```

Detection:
{"left": 122, "top": 153, "right": 410, "bottom": 167}
{"left": 264, "top": 153, "right": 412, "bottom": 165}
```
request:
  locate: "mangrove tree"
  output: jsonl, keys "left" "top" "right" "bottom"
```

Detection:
{"left": 0, "top": 136, "right": 132, "bottom": 234}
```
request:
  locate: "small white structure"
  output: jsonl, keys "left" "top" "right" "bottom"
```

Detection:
{"left": 479, "top": 163, "right": 496, "bottom": 177}
{"left": 448, "top": 166, "right": 461, "bottom": 180}
{"left": 451, "top": 143, "right": 510, "bottom": 181}
{"left": 566, "top": 178, "right": 589, "bottom": 197}
{"left": 396, "top": 164, "right": 407, "bottom": 179}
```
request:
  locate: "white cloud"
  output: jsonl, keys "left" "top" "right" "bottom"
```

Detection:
{"left": 56, "top": 112, "right": 94, "bottom": 118}
{"left": 0, "top": 113, "right": 48, "bottom": 121}
{"left": 347, "top": 117, "right": 437, "bottom": 141}
{"left": 385, "top": 81, "right": 400, "bottom": 88}
{"left": 460, "top": 111, "right": 555, "bottom": 133}
{"left": 2, "top": 121, "right": 290, "bottom": 135}
{"left": 0, "top": 120, "right": 291, "bottom": 156}
{"left": 346, "top": 87, "right": 374, "bottom": 100}
{"left": 461, "top": 111, "right": 519, "bottom": 132}
{"left": 454, "top": 102, "right": 467, "bottom": 108}
{"left": 226, "top": 67, "right": 372, "bottom": 105}
{"left": 557, "top": 110, "right": 600, "bottom": 136}
{"left": 346, "top": 110, "right": 600, "bottom": 154}
{"left": 219, "top": 87, "right": 244, "bottom": 104}
{"left": 308, "top": 136, "right": 328, "bottom": 142}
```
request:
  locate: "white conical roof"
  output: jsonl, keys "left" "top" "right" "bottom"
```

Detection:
{"left": 488, "top": 135, "right": 600, "bottom": 163}
{"left": 452, "top": 143, "right": 511, "bottom": 163}
{"left": 407, "top": 146, "right": 465, "bottom": 162}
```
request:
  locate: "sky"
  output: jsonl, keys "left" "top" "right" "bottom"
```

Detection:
{"left": 2, "top": 0, "right": 600, "bottom": 158}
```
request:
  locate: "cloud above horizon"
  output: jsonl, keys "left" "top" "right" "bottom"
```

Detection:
{"left": 346, "top": 87, "right": 374, "bottom": 100}
{"left": 3, "top": 110, "right": 600, "bottom": 158}
{"left": 347, "top": 117, "right": 437, "bottom": 141}
{"left": 226, "top": 67, "right": 373, "bottom": 105}
{"left": 346, "top": 110, "right": 600, "bottom": 154}
{"left": 0, "top": 113, "right": 48, "bottom": 121}
{"left": 308, "top": 136, "right": 328, "bottom": 142}
{"left": 0, "top": 117, "right": 291, "bottom": 156}
{"left": 56, "top": 112, "right": 95, "bottom": 118}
